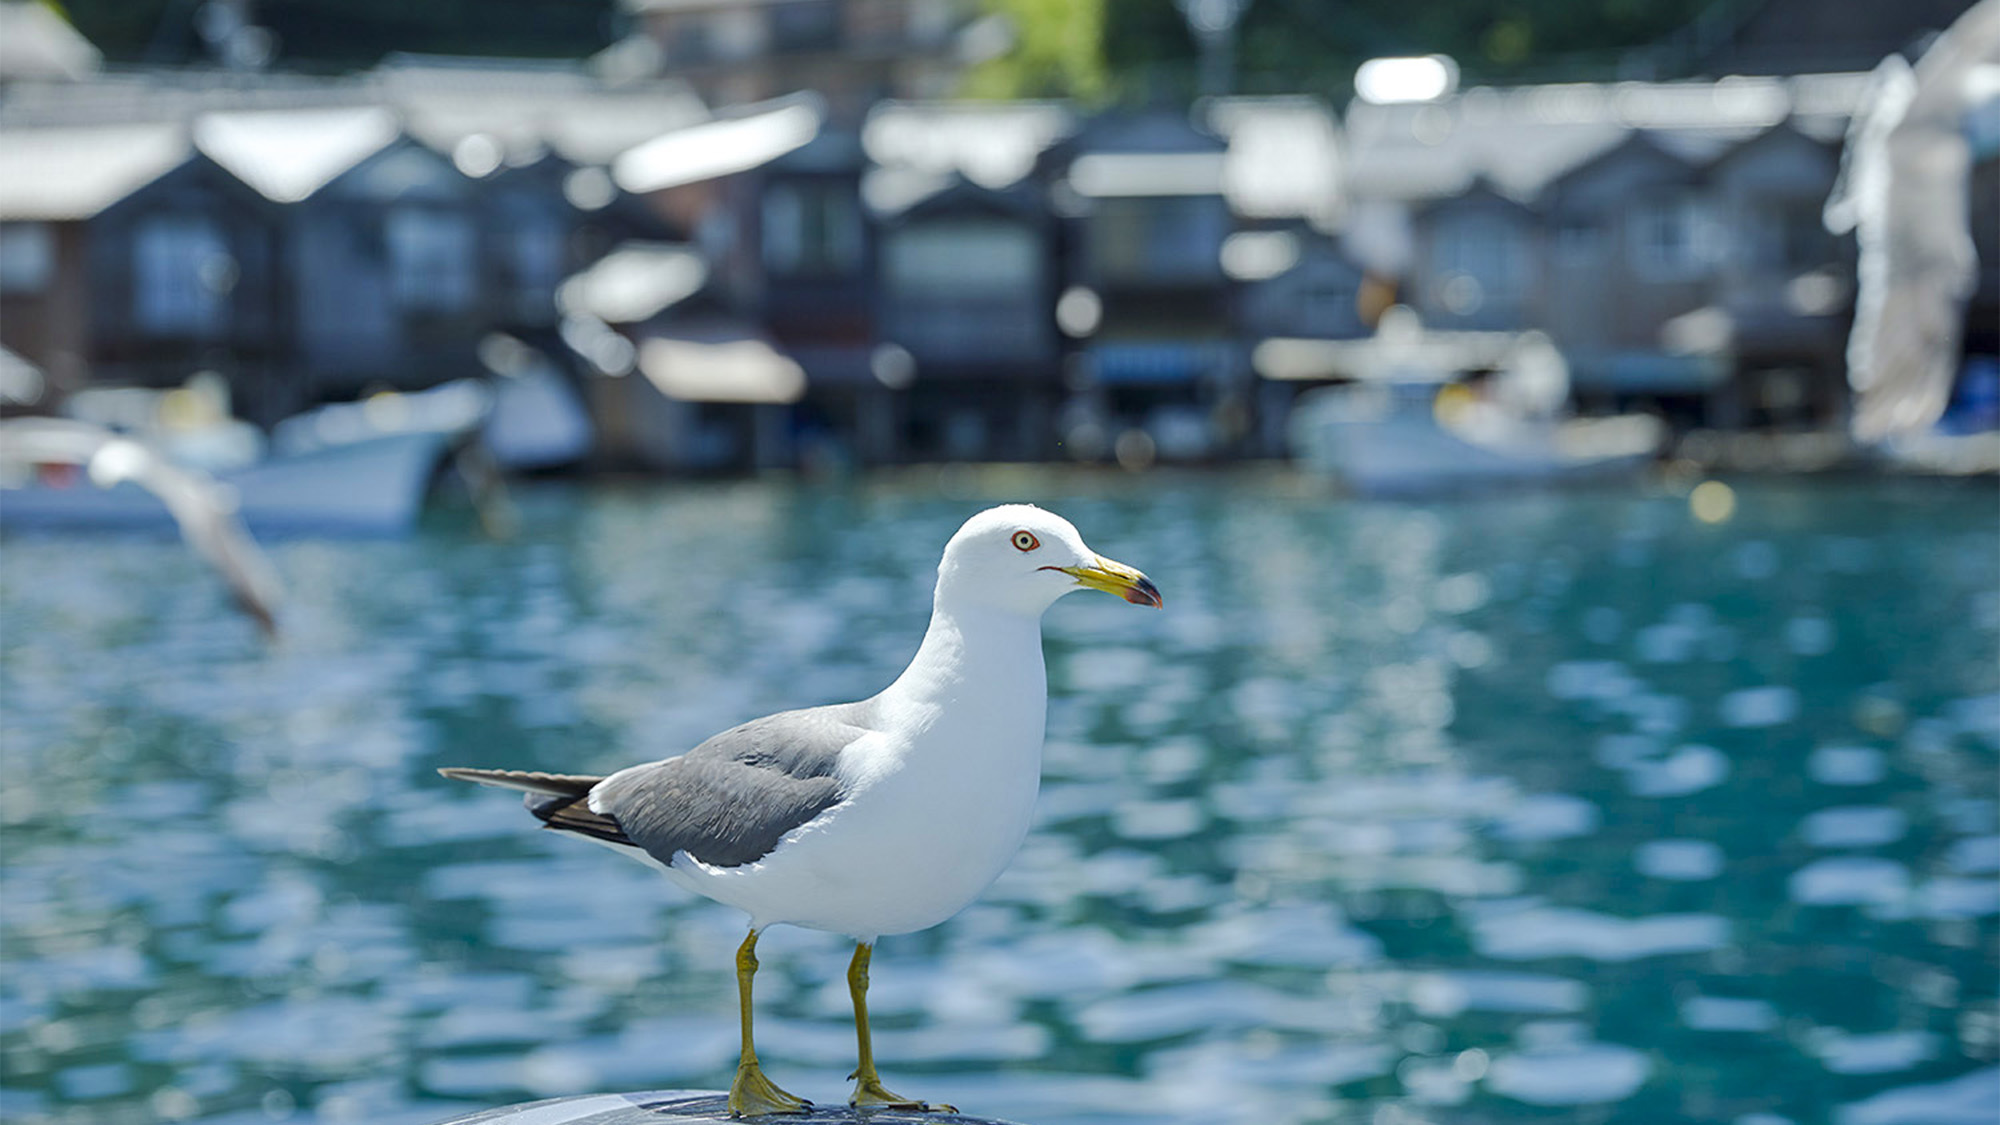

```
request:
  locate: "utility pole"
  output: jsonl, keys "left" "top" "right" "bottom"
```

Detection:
{"left": 1177, "top": 0, "right": 1249, "bottom": 98}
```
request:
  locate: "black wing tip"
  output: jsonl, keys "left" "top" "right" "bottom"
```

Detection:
{"left": 530, "top": 791, "right": 638, "bottom": 848}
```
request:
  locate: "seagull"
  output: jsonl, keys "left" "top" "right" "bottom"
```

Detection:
{"left": 0, "top": 417, "right": 284, "bottom": 635}
{"left": 1824, "top": 0, "right": 2000, "bottom": 441}
{"left": 440, "top": 505, "right": 1161, "bottom": 1117}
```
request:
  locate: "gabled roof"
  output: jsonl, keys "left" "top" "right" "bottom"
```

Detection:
{"left": 1068, "top": 151, "right": 1228, "bottom": 198}
{"left": 194, "top": 106, "right": 401, "bottom": 203}
{"left": 613, "top": 94, "right": 821, "bottom": 194}
{"left": 1204, "top": 96, "right": 1343, "bottom": 230}
{"left": 0, "top": 122, "right": 190, "bottom": 220}
{"left": 0, "top": 57, "right": 711, "bottom": 177}
{"left": 374, "top": 55, "right": 707, "bottom": 168}
{"left": 1416, "top": 175, "right": 1544, "bottom": 218}
{"left": 0, "top": 1, "right": 101, "bottom": 83}
{"left": 1703, "top": 117, "right": 1840, "bottom": 174}
{"left": 558, "top": 242, "right": 708, "bottom": 325}
{"left": 638, "top": 332, "right": 806, "bottom": 405}
{"left": 0, "top": 342, "right": 45, "bottom": 405}
{"left": 867, "top": 171, "right": 1041, "bottom": 221}
{"left": 863, "top": 100, "right": 1077, "bottom": 188}
{"left": 1065, "top": 108, "right": 1226, "bottom": 155}
{"left": 1343, "top": 74, "right": 1869, "bottom": 207}
{"left": 1345, "top": 98, "right": 1628, "bottom": 205}
{"left": 1544, "top": 129, "right": 1709, "bottom": 200}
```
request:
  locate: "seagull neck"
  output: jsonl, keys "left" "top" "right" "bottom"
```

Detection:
{"left": 883, "top": 600, "right": 1046, "bottom": 709}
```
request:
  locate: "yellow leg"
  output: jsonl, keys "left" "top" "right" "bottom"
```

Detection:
{"left": 728, "top": 929, "right": 810, "bottom": 1118}
{"left": 847, "top": 942, "right": 957, "bottom": 1113}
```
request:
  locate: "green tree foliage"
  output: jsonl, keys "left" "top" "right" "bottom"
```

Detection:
{"left": 974, "top": 0, "right": 1724, "bottom": 102}
{"left": 959, "top": 0, "right": 1112, "bottom": 102}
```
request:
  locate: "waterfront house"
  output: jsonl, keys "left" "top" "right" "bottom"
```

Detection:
{"left": 618, "top": 98, "right": 881, "bottom": 462}
{"left": 196, "top": 107, "right": 487, "bottom": 419}
{"left": 873, "top": 174, "right": 1059, "bottom": 461}
{"left": 607, "top": 95, "right": 888, "bottom": 467}
{"left": 473, "top": 152, "right": 585, "bottom": 333}
{"left": 1204, "top": 95, "right": 1344, "bottom": 238}
{"left": 1705, "top": 121, "right": 1851, "bottom": 426}
{"left": 1234, "top": 231, "right": 1373, "bottom": 453}
{"left": 0, "top": 54, "right": 711, "bottom": 428}
{"left": 1053, "top": 109, "right": 1240, "bottom": 462}
{"left": 0, "top": 122, "right": 280, "bottom": 414}
{"left": 1535, "top": 124, "right": 1864, "bottom": 425}
{"left": 1410, "top": 178, "right": 1544, "bottom": 334}
{"left": 860, "top": 99, "right": 1077, "bottom": 460}
{"left": 559, "top": 240, "right": 803, "bottom": 472}
{"left": 1540, "top": 130, "right": 1733, "bottom": 412}
{"left": 1202, "top": 96, "right": 1353, "bottom": 455}
{"left": 1338, "top": 76, "right": 1873, "bottom": 428}
{"left": 378, "top": 52, "right": 709, "bottom": 171}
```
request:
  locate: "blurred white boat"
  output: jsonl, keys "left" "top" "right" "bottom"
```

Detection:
{"left": 1275, "top": 309, "right": 1664, "bottom": 496}
{"left": 1291, "top": 383, "right": 1666, "bottom": 496}
{"left": 3, "top": 426, "right": 458, "bottom": 537}
{"left": 2, "top": 375, "right": 479, "bottom": 537}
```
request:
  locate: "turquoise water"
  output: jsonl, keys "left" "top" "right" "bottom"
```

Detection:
{"left": 2, "top": 470, "right": 1996, "bottom": 1125}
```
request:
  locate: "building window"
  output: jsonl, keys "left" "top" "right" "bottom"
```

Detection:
{"left": 1435, "top": 223, "right": 1522, "bottom": 294}
{"left": 387, "top": 207, "right": 475, "bottom": 313}
{"left": 1430, "top": 219, "right": 1524, "bottom": 318}
{"left": 1747, "top": 198, "right": 1834, "bottom": 272}
{"left": 1554, "top": 217, "right": 1602, "bottom": 260}
{"left": 1631, "top": 197, "right": 1713, "bottom": 280}
{"left": 1089, "top": 197, "right": 1226, "bottom": 283}
{"left": 769, "top": 0, "right": 839, "bottom": 51}
{"left": 1301, "top": 282, "right": 1358, "bottom": 334}
{"left": 0, "top": 222, "right": 54, "bottom": 294}
{"left": 508, "top": 216, "right": 567, "bottom": 311}
{"left": 884, "top": 221, "right": 1035, "bottom": 294}
{"left": 763, "top": 181, "right": 862, "bottom": 277}
{"left": 708, "top": 8, "right": 766, "bottom": 60}
{"left": 134, "top": 215, "right": 232, "bottom": 334}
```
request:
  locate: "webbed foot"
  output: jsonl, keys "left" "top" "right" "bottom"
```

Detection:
{"left": 849, "top": 1070, "right": 956, "bottom": 1113}
{"left": 729, "top": 1059, "right": 811, "bottom": 1117}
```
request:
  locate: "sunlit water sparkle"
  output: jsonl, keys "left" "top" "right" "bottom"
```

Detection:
{"left": 2, "top": 472, "right": 1995, "bottom": 1125}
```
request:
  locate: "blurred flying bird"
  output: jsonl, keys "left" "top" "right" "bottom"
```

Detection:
{"left": 1825, "top": 0, "right": 2000, "bottom": 442}
{"left": 0, "top": 417, "right": 284, "bottom": 635}
{"left": 442, "top": 505, "right": 1161, "bottom": 1117}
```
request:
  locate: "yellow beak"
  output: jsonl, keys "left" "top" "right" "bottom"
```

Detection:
{"left": 1053, "top": 555, "right": 1163, "bottom": 607}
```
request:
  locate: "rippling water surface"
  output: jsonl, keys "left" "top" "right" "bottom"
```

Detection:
{"left": 3, "top": 471, "right": 1996, "bottom": 1125}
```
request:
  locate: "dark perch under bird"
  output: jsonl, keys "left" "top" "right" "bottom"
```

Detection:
{"left": 432, "top": 1089, "right": 1024, "bottom": 1124}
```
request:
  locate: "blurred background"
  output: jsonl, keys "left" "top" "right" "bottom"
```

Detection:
{"left": 0, "top": 1, "right": 1996, "bottom": 1123}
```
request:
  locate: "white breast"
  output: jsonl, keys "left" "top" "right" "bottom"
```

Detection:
{"left": 662, "top": 609, "right": 1050, "bottom": 940}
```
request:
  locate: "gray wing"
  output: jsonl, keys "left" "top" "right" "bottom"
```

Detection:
{"left": 589, "top": 700, "right": 875, "bottom": 868}
{"left": 1830, "top": 4, "right": 2000, "bottom": 441}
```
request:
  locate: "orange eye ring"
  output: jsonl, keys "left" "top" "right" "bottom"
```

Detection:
{"left": 1012, "top": 530, "right": 1040, "bottom": 551}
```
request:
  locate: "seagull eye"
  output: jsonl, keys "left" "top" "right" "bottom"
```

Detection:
{"left": 1012, "top": 530, "right": 1039, "bottom": 552}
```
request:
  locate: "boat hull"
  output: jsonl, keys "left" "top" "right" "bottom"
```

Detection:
{"left": 1293, "top": 394, "right": 1660, "bottom": 498}
{"left": 1, "top": 430, "right": 454, "bottom": 537}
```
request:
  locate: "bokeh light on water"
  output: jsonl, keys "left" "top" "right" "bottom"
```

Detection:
{"left": 1, "top": 472, "right": 1996, "bottom": 1124}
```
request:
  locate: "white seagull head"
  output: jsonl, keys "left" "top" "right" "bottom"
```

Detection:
{"left": 933, "top": 504, "right": 1161, "bottom": 617}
